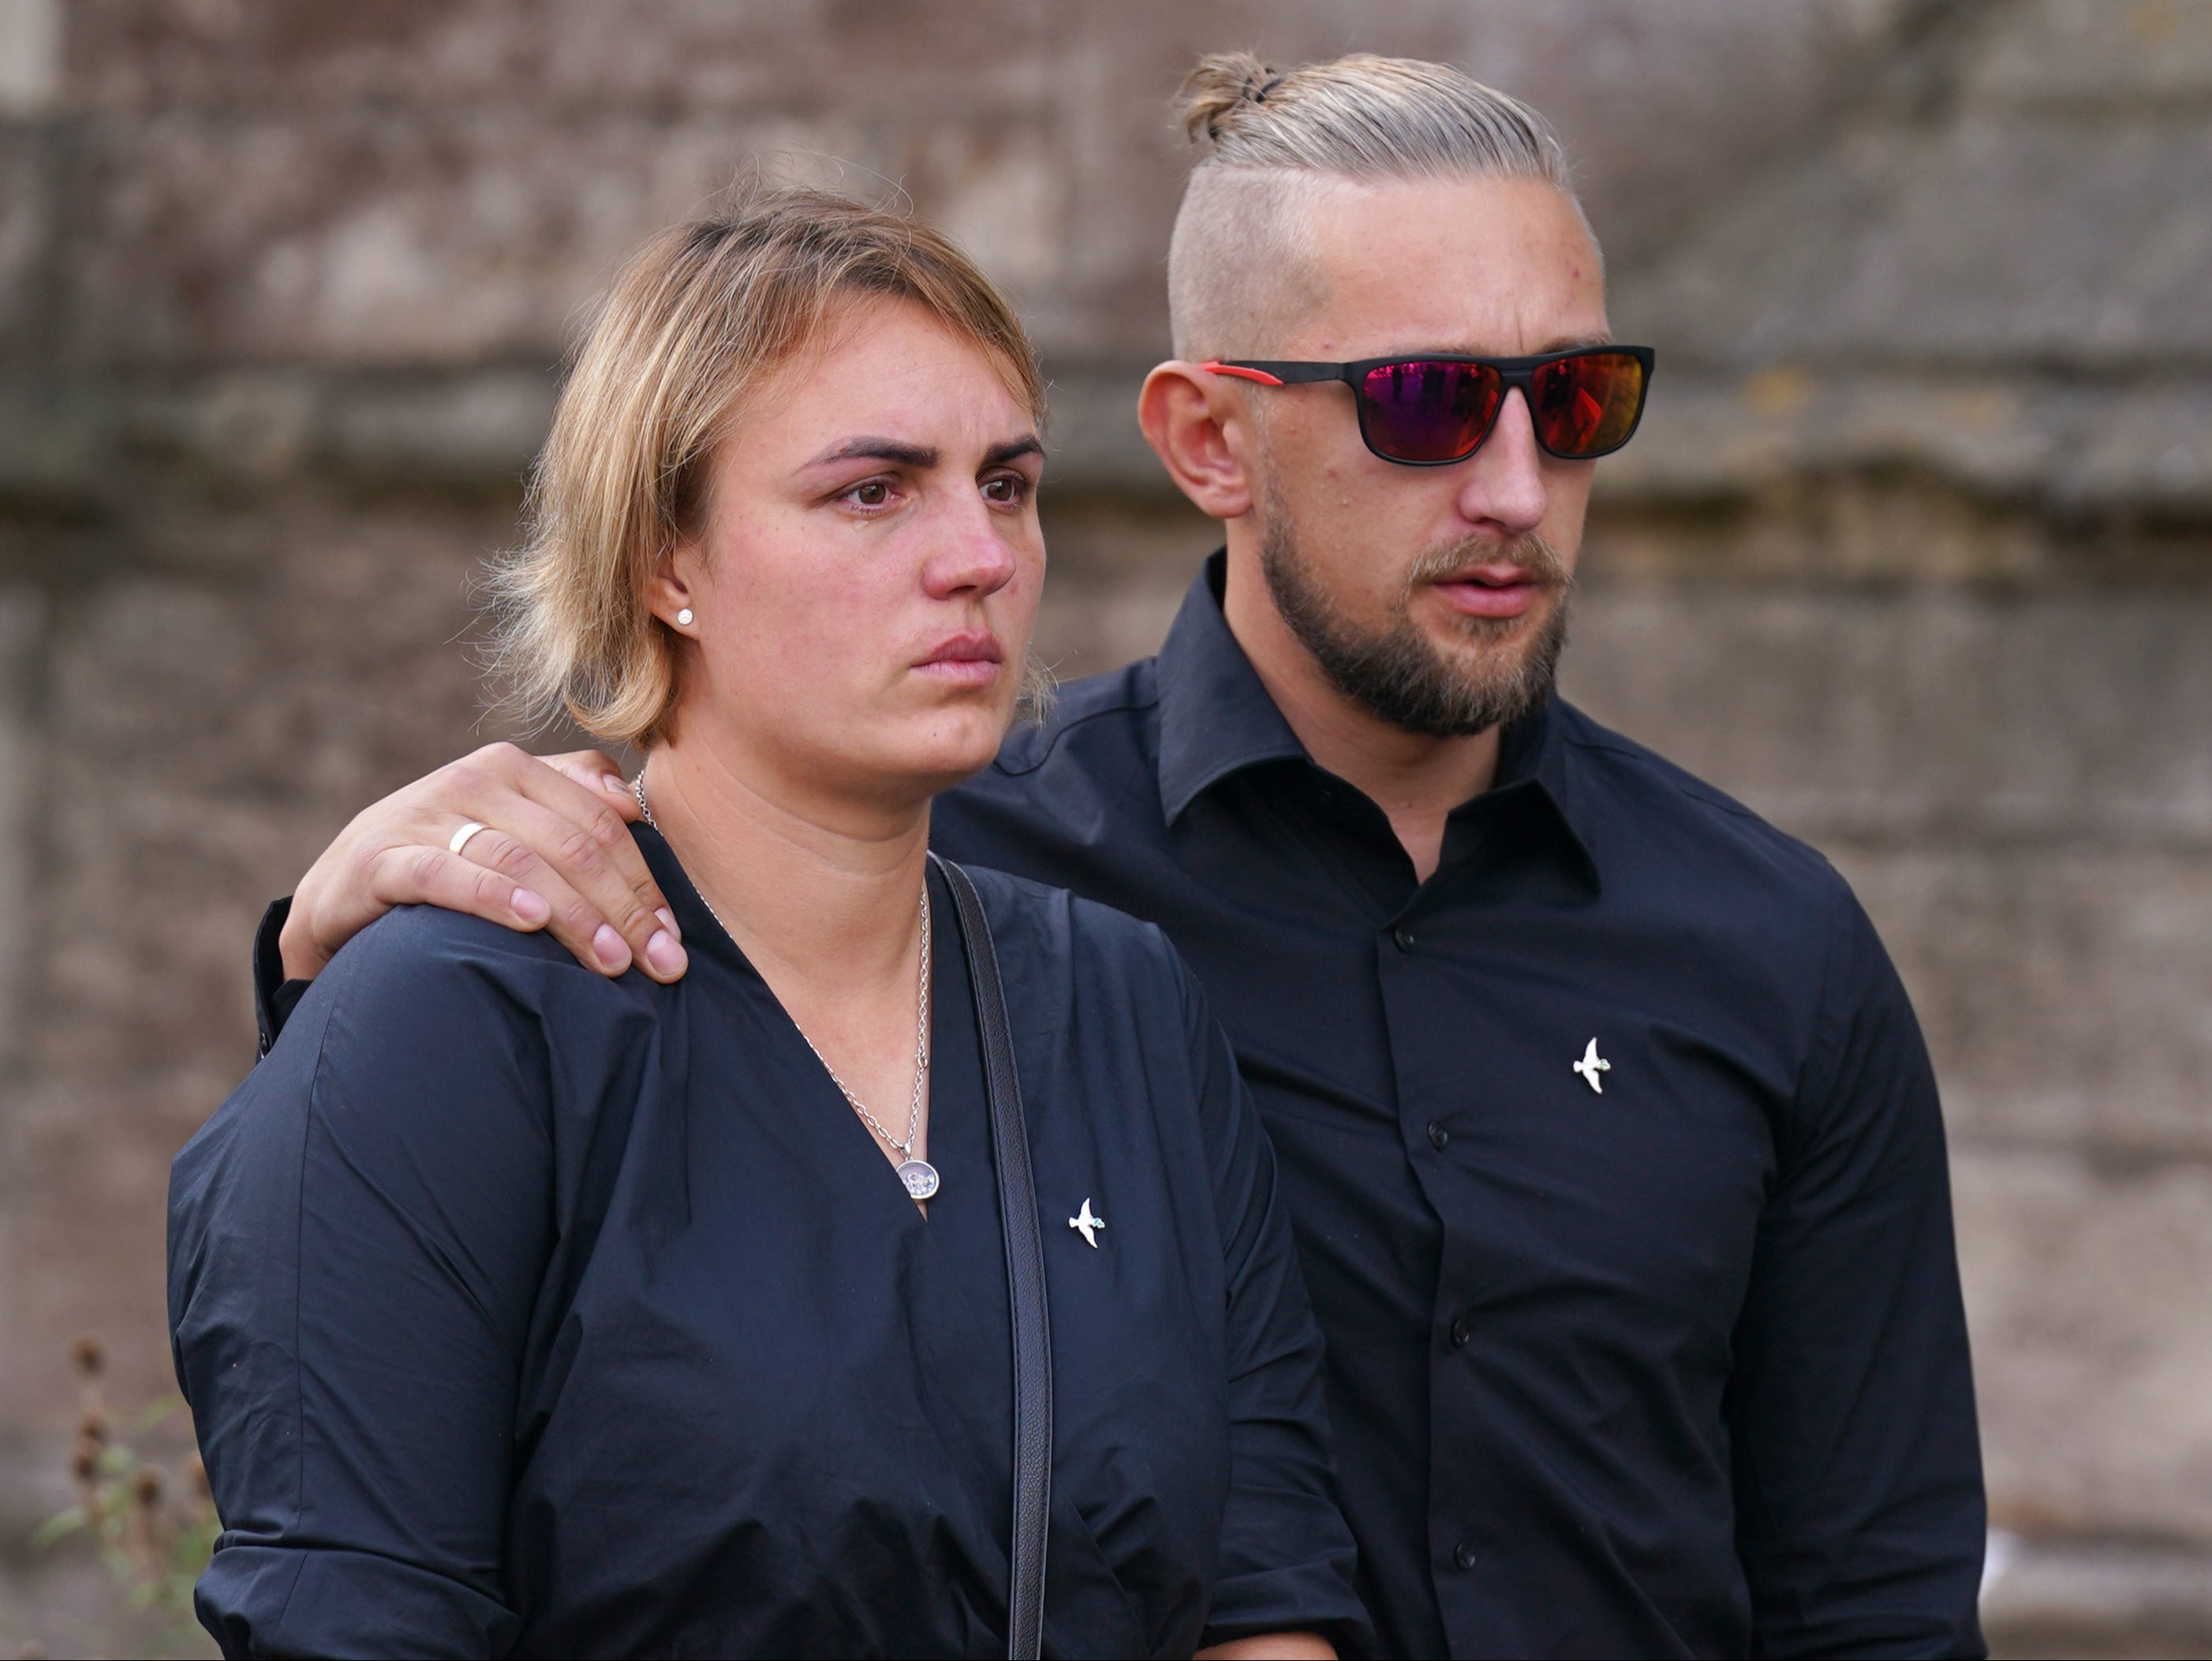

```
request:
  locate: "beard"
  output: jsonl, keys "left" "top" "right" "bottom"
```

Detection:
{"left": 1257, "top": 486, "right": 1574, "bottom": 739}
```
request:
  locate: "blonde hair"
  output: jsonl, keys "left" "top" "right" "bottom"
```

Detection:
{"left": 1167, "top": 52, "right": 1589, "bottom": 359}
{"left": 491, "top": 186, "right": 1046, "bottom": 746}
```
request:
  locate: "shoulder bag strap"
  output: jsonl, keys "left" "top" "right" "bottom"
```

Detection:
{"left": 931, "top": 852, "right": 1052, "bottom": 1661}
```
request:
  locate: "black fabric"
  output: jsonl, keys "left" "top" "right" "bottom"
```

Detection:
{"left": 249, "top": 897, "right": 306, "bottom": 1059}
{"left": 244, "top": 553, "right": 1988, "bottom": 1659}
{"left": 932, "top": 853, "right": 1052, "bottom": 1661}
{"left": 179, "top": 830, "right": 1366, "bottom": 1658}
{"left": 928, "top": 554, "right": 1988, "bottom": 1659}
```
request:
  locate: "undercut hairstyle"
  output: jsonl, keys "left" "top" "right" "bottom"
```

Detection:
{"left": 491, "top": 186, "right": 1046, "bottom": 746}
{"left": 1167, "top": 52, "right": 1590, "bottom": 360}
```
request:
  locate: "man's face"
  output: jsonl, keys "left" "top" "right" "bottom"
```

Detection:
{"left": 1244, "top": 175, "right": 1609, "bottom": 735}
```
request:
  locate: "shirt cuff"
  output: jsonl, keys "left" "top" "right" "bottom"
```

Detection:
{"left": 252, "top": 896, "right": 312, "bottom": 1058}
{"left": 1201, "top": 1563, "right": 1373, "bottom": 1659}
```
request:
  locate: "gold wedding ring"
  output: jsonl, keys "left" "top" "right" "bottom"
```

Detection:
{"left": 449, "top": 821, "right": 491, "bottom": 857}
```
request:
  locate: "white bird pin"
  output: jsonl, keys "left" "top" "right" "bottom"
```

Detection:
{"left": 1069, "top": 1199, "right": 1105, "bottom": 1248}
{"left": 1572, "top": 1038, "right": 1612, "bottom": 1094}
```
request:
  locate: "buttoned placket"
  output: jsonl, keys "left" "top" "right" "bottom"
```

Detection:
{"left": 1369, "top": 789, "right": 1535, "bottom": 1640}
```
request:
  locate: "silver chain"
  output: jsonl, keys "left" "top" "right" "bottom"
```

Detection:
{"left": 631, "top": 772, "right": 931, "bottom": 1159}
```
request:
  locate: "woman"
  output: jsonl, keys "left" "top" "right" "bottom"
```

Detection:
{"left": 168, "top": 189, "right": 1364, "bottom": 1659}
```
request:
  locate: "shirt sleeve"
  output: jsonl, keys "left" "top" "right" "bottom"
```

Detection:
{"left": 1728, "top": 884, "right": 1988, "bottom": 1659}
{"left": 250, "top": 896, "right": 310, "bottom": 1058}
{"left": 1178, "top": 963, "right": 1373, "bottom": 1654}
{"left": 172, "top": 909, "right": 565, "bottom": 1659}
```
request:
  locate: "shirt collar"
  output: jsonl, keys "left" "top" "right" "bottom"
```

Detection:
{"left": 1153, "top": 549, "right": 1601, "bottom": 890}
{"left": 1155, "top": 552, "right": 1310, "bottom": 824}
{"left": 1475, "top": 689, "right": 1603, "bottom": 895}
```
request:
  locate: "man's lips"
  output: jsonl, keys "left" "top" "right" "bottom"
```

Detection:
{"left": 914, "top": 633, "right": 1005, "bottom": 686}
{"left": 1428, "top": 564, "right": 1551, "bottom": 621}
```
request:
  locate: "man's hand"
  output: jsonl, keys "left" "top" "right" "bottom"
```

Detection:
{"left": 278, "top": 743, "right": 688, "bottom": 985}
{"left": 1194, "top": 1633, "right": 1335, "bottom": 1659}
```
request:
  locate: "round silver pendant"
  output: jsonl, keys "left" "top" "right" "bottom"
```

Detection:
{"left": 897, "top": 1158, "right": 941, "bottom": 1201}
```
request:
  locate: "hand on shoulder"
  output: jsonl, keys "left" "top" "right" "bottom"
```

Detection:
{"left": 279, "top": 743, "right": 689, "bottom": 986}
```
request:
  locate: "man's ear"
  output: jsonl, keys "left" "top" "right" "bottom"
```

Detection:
{"left": 1138, "top": 361, "right": 1258, "bottom": 522}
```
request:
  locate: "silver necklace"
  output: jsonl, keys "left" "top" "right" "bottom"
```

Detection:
{"left": 633, "top": 773, "right": 940, "bottom": 1202}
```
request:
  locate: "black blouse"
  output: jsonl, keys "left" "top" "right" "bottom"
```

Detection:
{"left": 168, "top": 832, "right": 1365, "bottom": 1659}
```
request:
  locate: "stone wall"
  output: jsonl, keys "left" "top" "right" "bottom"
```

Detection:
{"left": 1, "top": 2, "right": 2206, "bottom": 1654}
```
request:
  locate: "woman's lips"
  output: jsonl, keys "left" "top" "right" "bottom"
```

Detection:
{"left": 914, "top": 634, "right": 1005, "bottom": 686}
{"left": 1430, "top": 565, "right": 1547, "bottom": 621}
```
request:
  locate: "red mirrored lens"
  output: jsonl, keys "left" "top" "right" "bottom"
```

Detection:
{"left": 1358, "top": 361, "right": 1504, "bottom": 462}
{"left": 1528, "top": 352, "right": 1646, "bottom": 457}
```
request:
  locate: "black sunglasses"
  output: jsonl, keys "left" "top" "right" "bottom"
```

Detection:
{"left": 1202, "top": 345, "right": 1655, "bottom": 466}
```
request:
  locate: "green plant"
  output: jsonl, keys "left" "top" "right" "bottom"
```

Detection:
{"left": 30, "top": 1337, "right": 217, "bottom": 1659}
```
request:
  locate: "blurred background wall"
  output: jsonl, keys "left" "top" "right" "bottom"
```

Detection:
{"left": 0, "top": 1, "right": 2206, "bottom": 1654}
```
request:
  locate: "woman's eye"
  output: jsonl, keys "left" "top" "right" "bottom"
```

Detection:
{"left": 849, "top": 480, "right": 891, "bottom": 507}
{"left": 983, "top": 475, "right": 1028, "bottom": 505}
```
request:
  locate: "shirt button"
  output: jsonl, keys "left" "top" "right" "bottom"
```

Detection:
{"left": 1392, "top": 925, "right": 1417, "bottom": 952}
{"left": 1449, "top": 1315, "right": 1472, "bottom": 1349}
{"left": 1454, "top": 1539, "right": 1479, "bottom": 1570}
{"left": 1426, "top": 1120, "right": 1450, "bottom": 1151}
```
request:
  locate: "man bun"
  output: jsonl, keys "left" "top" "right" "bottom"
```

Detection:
{"left": 1164, "top": 51, "right": 1592, "bottom": 359}
{"left": 1176, "top": 51, "right": 1287, "bottom": 147}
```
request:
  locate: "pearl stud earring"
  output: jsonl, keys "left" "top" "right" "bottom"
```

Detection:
{"left": 675, "top": 608, "right": 693, "bottom": 627}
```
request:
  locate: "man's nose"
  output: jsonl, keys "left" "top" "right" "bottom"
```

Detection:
{"left": 921, "top": 495, "right": 1021, "bottom": 600}
{"left": 1456, "top": 387, "right": 1550, "bottom": 534}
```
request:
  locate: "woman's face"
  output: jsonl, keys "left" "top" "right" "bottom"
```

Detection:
{"left": 656, "top": 298, "right": 1046, "bottom": 811}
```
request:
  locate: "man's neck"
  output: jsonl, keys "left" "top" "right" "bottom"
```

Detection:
{"left": 1220, "top": 544, "right": 1500, "bottom": 884}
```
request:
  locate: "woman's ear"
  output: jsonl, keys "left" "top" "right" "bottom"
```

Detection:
{"left": 645, "top": 545, "right": 700, "bottom": 635}
{"left": 1138, "top": 362, "right": 1257, "bottom": 522}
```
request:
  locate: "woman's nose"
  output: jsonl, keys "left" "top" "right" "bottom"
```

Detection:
{"left": 921, "top": 500, "right": 1022, "bottom": 600}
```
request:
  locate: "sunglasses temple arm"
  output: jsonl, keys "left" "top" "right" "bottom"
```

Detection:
{"left": 1198, "top": 362, "right": 1286, "bottom": 386}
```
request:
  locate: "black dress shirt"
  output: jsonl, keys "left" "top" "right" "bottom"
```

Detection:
{"left": 249, "top": 554, "right": 1987, "bottom": 1659}
{"left": 182, "top": 844, "right": 1366, "bottom": 1657}
{"left": 929, "top": 556, "right": 1987, "bottom": 1659}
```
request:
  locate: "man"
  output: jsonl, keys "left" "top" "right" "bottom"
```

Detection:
{"left": 255, "top": 54, "right": 1986, "bottom": 1659}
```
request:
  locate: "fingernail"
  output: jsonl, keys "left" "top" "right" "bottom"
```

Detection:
{"left": 603, "top": 773, "right": 629, "bottom": 794}
{"left": 656, "top": 906, "right": 682, "bottom": 941}
{"left": 514, "top": 888, "right": 549, "bottom": 924}
{"left": 645, "top": 930, "right": 687, "bottom": 977}
{"left": 593, "top": 923, "right": 631, "bottom": 971}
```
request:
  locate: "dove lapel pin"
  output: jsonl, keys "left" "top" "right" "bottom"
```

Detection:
{"left": 1070, "top": 1199, "right": 1104, "bottom": 1248}
{"left": 1572, "top": 1038, "right": 1612, "bottom": 1094}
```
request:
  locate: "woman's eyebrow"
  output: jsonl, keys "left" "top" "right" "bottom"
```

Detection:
{"left": 984, "top": 436, "right": 1045, "bottom": 467}
{"left": 807, "top": 436, "right": 940, "bottom": 469}
{"left": 802, "top": 433, "right": 1044, "bottom": 472}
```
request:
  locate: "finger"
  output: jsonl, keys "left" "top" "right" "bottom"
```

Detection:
{"left": 438, "top": 828, "right": 642, "bottom": 975}
{"left": 540, "top": 750, "right": 641, "bottom": 818}
{"left": 459, "top": 820, "right": 688, "bottom": 983}
{"left": 453, "top": 747, "right": 682, "bottom": 966}
{"left": 482, "top": 774, "right": 685, "bottom": 972}
{"left": 369, "top": 845, "right": 555, "bottom": 937}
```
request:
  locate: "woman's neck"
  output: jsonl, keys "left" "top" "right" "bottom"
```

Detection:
{"left": 638, "top": 734, "right": 930, "bottom": 1008}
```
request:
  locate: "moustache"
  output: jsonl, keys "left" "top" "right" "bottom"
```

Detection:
{"left": 1402, "top": 533, "right": 1572, "bottom": 593}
